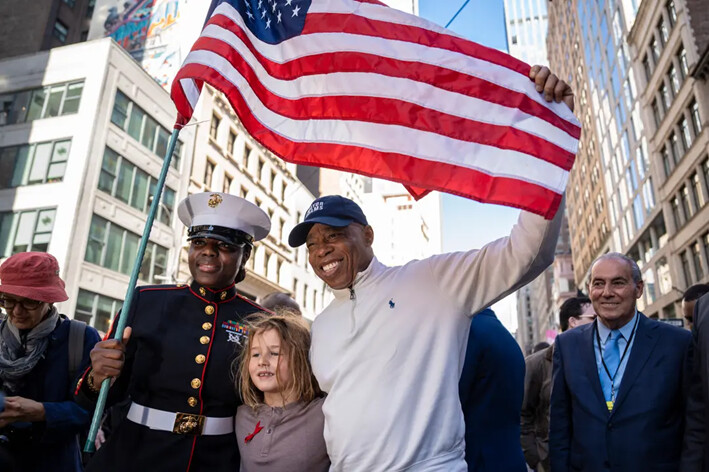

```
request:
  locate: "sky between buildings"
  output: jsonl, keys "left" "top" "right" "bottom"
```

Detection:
{"left": 419, "top": 0, "right": 526, "bottom": 333}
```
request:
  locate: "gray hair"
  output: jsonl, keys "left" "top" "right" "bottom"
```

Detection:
{"left": 591, "top": 252, "right": 642, "bottom": 285}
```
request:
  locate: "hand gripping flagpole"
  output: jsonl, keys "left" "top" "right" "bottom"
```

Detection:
{"left": 84, "top": 127, "right": 181, "bottom": 453}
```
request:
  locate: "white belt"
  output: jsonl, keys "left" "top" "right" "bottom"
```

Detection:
{"left": 126, "top": 402, "right": 234, "bottom": 436}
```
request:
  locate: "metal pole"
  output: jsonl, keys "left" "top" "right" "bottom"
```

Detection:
{"left": 84, "top": 127, "right": 181, "bottom": 452}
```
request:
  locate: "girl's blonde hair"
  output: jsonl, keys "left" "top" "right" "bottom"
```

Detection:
{"left": 236, "top": 311, "right": 322, "bottom": 408}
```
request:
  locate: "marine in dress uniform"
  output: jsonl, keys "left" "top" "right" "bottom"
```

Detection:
{"left": 76, "top": 192, "right": 270, "bottom": 472}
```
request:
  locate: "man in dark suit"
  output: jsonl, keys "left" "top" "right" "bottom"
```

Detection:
{"left": 459, "top": 308, "right": 526, "bottom": 472}
{"left": 549, "top": 253, "right": 692, "bottom": 472}
{"left": 684, "top": 292, "right": 709, "bottom": 471}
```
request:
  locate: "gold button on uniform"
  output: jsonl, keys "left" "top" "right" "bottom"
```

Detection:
{"left": 204, "top": 305, "right": 215, "bottom": 315}
{"left": 202, "top": 322, "right": 212, "bottom": 331}
{"left": 187, "top": 396, "right": 198, "bottom": 407}
{"left": 195, "top": 354, "right": 206, "bottom": 364}
{"left": 191, "top": 378, "right": 202, "bottom": 389}
{"left": 200, "top": 336, "right": 210, "bottom": 344}
{"left": 199, "top": 287, "right": 206, "bottom": 296}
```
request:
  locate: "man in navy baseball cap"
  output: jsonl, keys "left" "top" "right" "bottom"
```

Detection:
{"left": 288, "top": 195, "right": 368, "bottom": 247}
{"left": 288, "top": 195, "right": 372, "bottom": 292}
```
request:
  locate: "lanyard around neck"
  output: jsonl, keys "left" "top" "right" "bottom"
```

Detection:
{"left": 595, "top": 314, "right": 639, "bottom": 393}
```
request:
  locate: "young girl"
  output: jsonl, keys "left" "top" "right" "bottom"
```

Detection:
{"left": 235, "top": 312, "right": 329, "bottom": 471}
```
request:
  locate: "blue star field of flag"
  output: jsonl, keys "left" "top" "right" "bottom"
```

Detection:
{"left": 215, "top": 0, "right": 312, "bottom": 44}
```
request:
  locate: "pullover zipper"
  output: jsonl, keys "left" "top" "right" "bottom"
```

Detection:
{"left": 349, "top": 287, "right": 356, "bottom": 300}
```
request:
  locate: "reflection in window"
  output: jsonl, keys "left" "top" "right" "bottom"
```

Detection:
{"left": 0, "top": 208, "right": 57, "bottom": 257}
{"left": 0, "top": 139, "right": 71, "bottom": 188}
{"left": 644, "top": 269, "right": 656, "bottom": 305}
{"left": 656, "top": 257, "right": 672, "bottom": 295}
{"left": 75, "top": 289, "right": 122, "bottom": 334}
{"left": 84, "top": 214, "right": 169, "bottom": 283}
{"left": 98, "top": 147, "right": 176, "bottom": 225}
{"left": 0, "top": 81, "right": 83, "bottom": 126}
{"left": 110, "top": 90, "right": 181, "bottom": 169}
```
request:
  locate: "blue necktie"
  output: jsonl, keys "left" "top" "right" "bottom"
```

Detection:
{"left": 601, "top": 330, "right": 622, "bottom": 402}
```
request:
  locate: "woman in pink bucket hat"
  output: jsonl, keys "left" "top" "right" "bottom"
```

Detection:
{"left": 0, "top": 252, "right": 101, "bottom": 472}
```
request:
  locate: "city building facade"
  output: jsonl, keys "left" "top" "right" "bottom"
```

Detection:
{"left": 548, "top": 0, "right": 708, "bottom": 321}
{"left": 504, "top": 0, "right": 550, "bottom": 66}
{"left": 0, "top": 0, "right": 95, "bottom": 60}
{"left": 627, "top": 0, "right": 709, "bottom": 317}
{"left": 0, "top": 38, "right": 194, "bottom": 334}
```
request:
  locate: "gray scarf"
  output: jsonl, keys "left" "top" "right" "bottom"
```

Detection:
{"left": 0, "top": 306, "right": 60, "bottom": 394}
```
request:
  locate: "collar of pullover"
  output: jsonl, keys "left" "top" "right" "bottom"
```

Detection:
{"left": 332, "top": 256, "right": 382, "bottom": 300}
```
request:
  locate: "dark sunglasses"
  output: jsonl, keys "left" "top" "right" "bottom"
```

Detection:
{"left": 0, "top": 297, "right": 43, "bottom": 310}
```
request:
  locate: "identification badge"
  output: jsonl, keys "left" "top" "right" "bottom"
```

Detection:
{"left": 606, "top": 400, "right": 614, "bottom": 411}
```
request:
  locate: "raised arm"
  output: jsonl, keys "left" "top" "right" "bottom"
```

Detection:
{"left": 428, "top": 201, "right": 564, "bottom": 316}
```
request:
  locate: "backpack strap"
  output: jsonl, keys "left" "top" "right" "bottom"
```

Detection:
{"left": 68, "top": 319, "right": 87, "bottom": 381}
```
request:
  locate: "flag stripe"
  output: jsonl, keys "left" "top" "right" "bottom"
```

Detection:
{"left": 177, "top": 59, "right": 569, "bottom": 193}
{"left": 201, "top": 18, "right": 579, "bottom": 151}
{"left": 186, "top": 64, "right": 563, "bottom": 218}
{"left": 209, "top": 4, "right": 580, "bottom": 138}
{"left": 188, "top": 39, "right": 575, "bottom": 170}
{"left": 171, "top": 0, "right": 580, "bottom": 218}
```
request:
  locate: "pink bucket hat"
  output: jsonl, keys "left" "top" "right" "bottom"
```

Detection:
{"left": 0, "top": 252, "right": 69, "bottom": 303}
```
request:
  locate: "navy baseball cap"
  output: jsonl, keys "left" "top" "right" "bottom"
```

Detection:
{"left": 288, "top": 195, "right": 368, "bottom": 247}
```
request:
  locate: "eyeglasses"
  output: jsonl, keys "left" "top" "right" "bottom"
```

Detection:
{"left": 0, "top": 297, "right": 43, "bottom": 311}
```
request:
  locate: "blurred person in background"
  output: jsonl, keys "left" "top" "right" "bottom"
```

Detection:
{"left": 0, "top": 252, "right": 100, "bottom": 472}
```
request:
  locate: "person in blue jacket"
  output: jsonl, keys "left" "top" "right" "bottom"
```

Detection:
{"left": 0, "top": 252, "right": 100, "bottom": 472}
{"left": 459, "top": 308, "right": 527, "bottom": 471}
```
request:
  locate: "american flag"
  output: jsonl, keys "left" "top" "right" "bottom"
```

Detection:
{"left": 171, "top": 0, "right": 580, "bottom": 219}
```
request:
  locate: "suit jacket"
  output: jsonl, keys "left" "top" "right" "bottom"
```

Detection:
{"left": 521, "top": 344, "right": 554, "bottom": 471}
{"left": 684, "top": 293, "right": 709, "bottom": 471}
{"left": 459, "top": 309, "right": 527, "bottom": 472}
{"left": 549, "top": 313, "right": 692, "bottom": 472}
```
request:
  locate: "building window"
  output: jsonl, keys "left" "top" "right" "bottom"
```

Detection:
{"left": 658, "top": 18, "right": 669, "bottom": 46}
{"left": 0, "top": 208, "right": 57, "bottom": 257}
{"left": 110, "top": 91, "right": 180, "bottom": 169}
{"left": 705, "top": 233, "right": 709, "bottom": 269}
{"left": 205, "top": 160, "right": 215, "bottom": 189}
{"left": 52, "top": 20, "right": 69, "bottom": 43}
{"left": 0, "top": 81, "right": 83, "bottom": 126}
{"left": 98, "top": 147, "right": 176, "bottom": 225}
{"left": 0, "top": 139, "right": 71, "bottom": 188}
{"left": 652, "top": 99, "right": 663, "bottom": 128}
{"left": 668, "top": 65, "right": 680, "bottom": 95}
{"left": 666, "top": 0, "right": 677, "bottom": 27}
{"left": 86, "top": 0, "right": 96, "bottom": 17}
{"left": 642, "top": 55, "right": 652, "bottom": 82}
{"left": 227, "top": 130, "right": 236, "bottom": 155}
{"left": 703, "top": 158, "right": 709, "bottom": 198}
{"left": 680, "top": 116, "right": 693, "bottom": 151}
{"left": 661, "top": 146, "right": 672, "bottom": 177}
{"left": 670, "top": 132, "right": 682, "bottom": 164}
{"left": 75, "top": 289, "right": 122, "bottom": 334}
{"left": 243, "top": 143, "right": 252, "bottom": 167}
{"left": 678, "top": 47, "right": 689, "bottom": 79}
{"left": 691, "top": 172, "right": 705, "bottom": 209}
{"left": 210, "top": 114, "right": 220, "bottom": 140}
{"left": 671, "top": 196, "right": 684, "bottom": 228}
{"left": 650, "top": 37, "right": 661, "bottom": 63}
{"left": 681, "top": 250, "right": 693, "bottom": 285}
{"left": 693, "top": 242, "right": 705, "bottom": 281}
{"left": 85, "top": 214, "right": 168, "bottom": 283}
{"left": 681, "top": 185, "right": 694, "bottom": 219}
{"left": 257, "top": 159, "right": 265, "bottom": 180}
{"left": 660, "top": 83, "right": 671, "bottom": 112}
{"left": 223, "top": 174, "right": 232, "bottom": 193}
{"left": 690, "top": 100, "right": 702, "bottom": 137}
